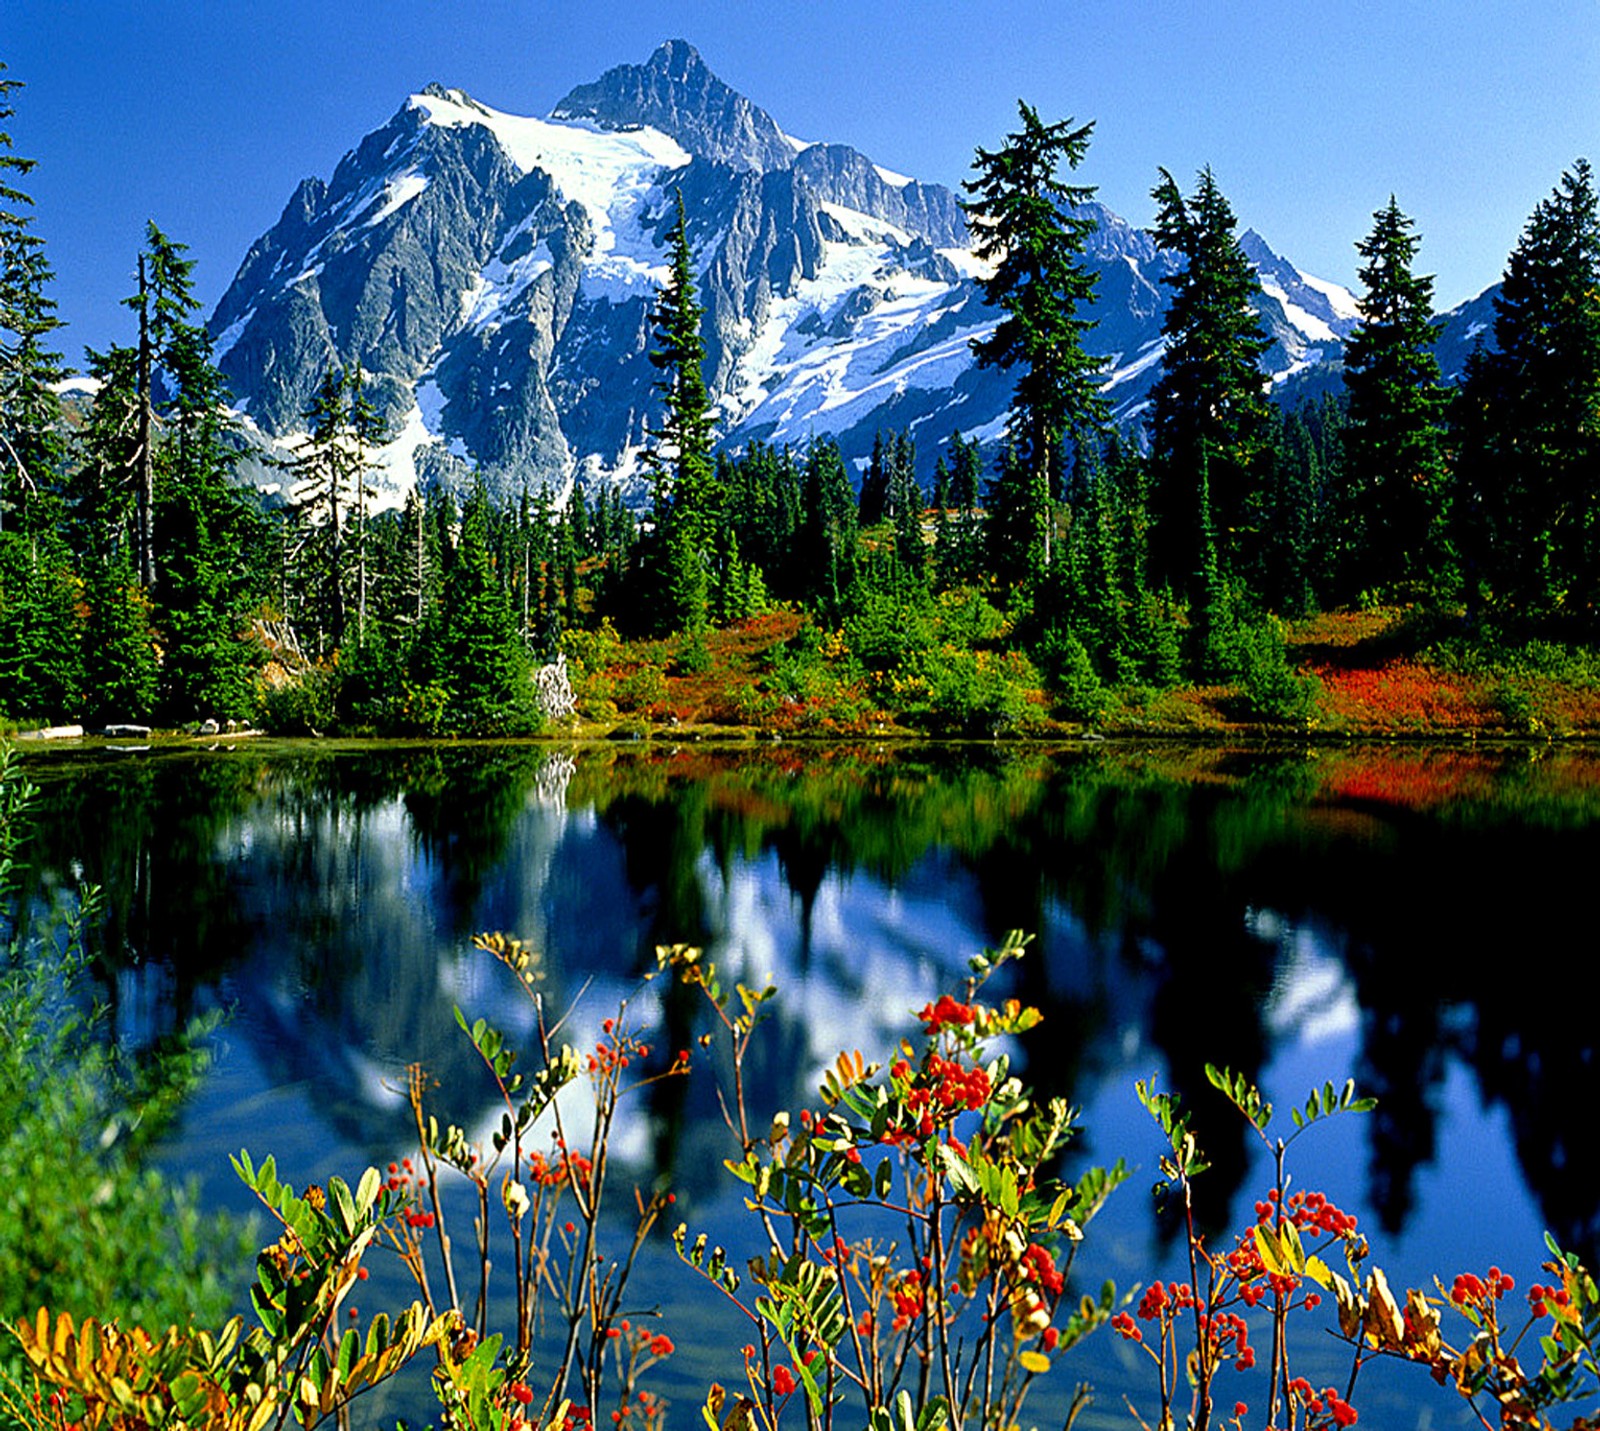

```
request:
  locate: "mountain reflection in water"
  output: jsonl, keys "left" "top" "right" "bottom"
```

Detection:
{"left": 14, "top": 739, "right": 1600, "bottom": 1411}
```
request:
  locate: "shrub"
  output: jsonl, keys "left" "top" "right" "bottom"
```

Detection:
{"left": 256, "top": 662, "right": 339, "bottom": 735}
{"left": 1230, "top": 617, "right": 1322, "bottom": 724}
{"left": 907, "top": 645, "right": 1042, "bottom": 736}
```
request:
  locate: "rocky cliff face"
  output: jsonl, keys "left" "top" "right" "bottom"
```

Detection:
{"left": 208, "top": 40, "right": 1377, "bottom": 509}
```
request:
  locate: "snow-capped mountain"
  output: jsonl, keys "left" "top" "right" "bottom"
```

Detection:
{"left": 207, "top": 39, "right": 1368, "bottom": 509}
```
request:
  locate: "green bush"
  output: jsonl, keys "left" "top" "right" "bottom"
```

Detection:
{"left": 0, "top": 750, "right": 249, "bottom": 1410}
{"left": 256, "top": 663, "right": 339, "bottom": 735}
{"left": 908, "top": 646, "right": 1042, "bottom": 736}
{"left": 843, "top": 584, "right": 936, "bottom": 674}
{"left": 1230, "top": 616, "right": 1322, "bottom": 724}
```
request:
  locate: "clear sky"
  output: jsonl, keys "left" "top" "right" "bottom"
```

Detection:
{"left": 7, "top": 0, "right": 1598, "bottom": 366}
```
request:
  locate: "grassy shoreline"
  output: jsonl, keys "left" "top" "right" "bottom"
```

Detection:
{"left": 12, "top": 607, "right": 1600, "bottom": 747}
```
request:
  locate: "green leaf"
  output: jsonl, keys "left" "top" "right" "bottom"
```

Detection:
{"left": 329, "top": 1175, "right": 357, "bottom": 1236}
{"left": 335, "top": 1326, "right": 359, "bottom": 1380}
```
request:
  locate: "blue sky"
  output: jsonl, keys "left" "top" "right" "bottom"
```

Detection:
{"left": 8, "top": 0, "right": 1598, "bottom": 365}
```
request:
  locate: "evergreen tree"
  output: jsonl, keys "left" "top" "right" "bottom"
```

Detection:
{"left": 284, "top": 365, "right": 374, "bottom": 651}
{"left": 645, "top": 191, "right": 718, "bottom": 634}
{"left": 126, "top": 222, "right": 200, "bottom": 590}
{"left": 859, "top": 432, "right": 890, "bottom": 527}
{"left": 80, "top": 552, "right": 159, "bottom": 724}
{"left": 1146, "top": 167, "right": 1271, "bottom": 602}
{"left": 962, "top": 101, "right": 1107, "bottom": 581}
{"left": 799, "top": 437, "right": 857, "bottom": 618}
{"left": 346, "top": 364, "right": 382, "bottom": 640}
{"left": 1253, "top": 406, "right": 1322, "bottom": 616}
{"left": 945, "top": 431, "right": 985, "bottom": 585}
{"left": 120, "top": 225, "right": 264, "bottom": 719}
{"left": 1340, "top": 197, "right": 1449, "bottom": 601}
{"left": 415, "top": 482, "right": 530, "bottom": 732}
{"left": 0, "top": 64, "right": 67, "bottom": 537}
{"left": 983, "top": 439, "right": 1036, "bottom": 594}
{"left": 0, "top": 527, "right": 82, "bottom": 719}
{"left": 1063, "top": 442, "right": 1127, "bottom": 673}
{"left": 1455, "top": 159, "right": 1600, "bottom": 622}
{"left": 890, "top": 431, "right": 924, "bottom": 573}
{"left": 71, "top": 344, "right": 140, "bottom": 561}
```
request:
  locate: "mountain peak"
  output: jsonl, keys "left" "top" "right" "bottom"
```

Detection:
{"left": 645, "top": 38, "right": 711, "bottom": 79}
{"left": 551, "top": 40, "right": 794, "bottom": 172}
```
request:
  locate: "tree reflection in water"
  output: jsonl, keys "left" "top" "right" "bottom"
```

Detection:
{"left": 13, "top": 740, "right": 1600, "bottom": 1278}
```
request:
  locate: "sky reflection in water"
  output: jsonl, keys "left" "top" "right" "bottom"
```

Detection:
{"left": 15, "top": 740, "right": 1600, "bottom": 1427}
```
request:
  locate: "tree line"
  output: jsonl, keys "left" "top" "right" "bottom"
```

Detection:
{"left": 3, "top": 65, "right": 1598, "bottom": 733}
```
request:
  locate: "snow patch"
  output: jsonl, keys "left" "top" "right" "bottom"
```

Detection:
{"left": 1101, "top": 338, "right": 1166, "bottom": 390}
{"left": 410, "top": 89, "right": 689, "bottom": 304}
{"left": 727, "top": 219, "right": 996, "bottom": 441}
{"left": 960, "top": 410, "right": 1010, "bottom": 447}
{"left": 213, "top": 306, "right": 257, "bottom": 364}
{"left": 365, "top": 399, "right": 437, "bottom": 510}
{"left": 938, "top": 247, "right": 993, "bottom": 282}
{"left": 1296, "top": 268, "right": 1361, "bottom": 322}
{"left": 52, "top": 375, "right": 102, "bottom": 398}
{"left": 1260, "top": 277, "right": 1339, "bottom": 344}
{"left": 873, "top": 163, "right": 913, "bottom": 190}
{"left": 359, "top": 171, "right": 428, "bottom": 228}
{"left": 820, "top": 201, "right": 913, "bottom": 247}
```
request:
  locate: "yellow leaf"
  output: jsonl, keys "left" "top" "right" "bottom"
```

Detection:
{"left": 1403, "top": 1288, "right": 1442, "bottom": 1360}
{"left": 1281, "top": 1219, "right": 1307, "bottom": 1273}
{"left": 1305, "top": 1256, "right": 1334, "bottom": 1290}
{"left": 721, "top": 1395, "right": 758, "bottom": 1431}
{"left": 1363, "top": 1267, "right": 1405, "bottom": 1350}
{"left": 1253, "top": 1225, "right": 1285, "bottom": 1277}
{"left": 1019, "top": 1350, "right": 1051, "bottom": 1374}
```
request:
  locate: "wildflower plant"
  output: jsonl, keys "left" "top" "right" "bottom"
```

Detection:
{"left": 1127, "top": 1064, "right": 1600, "bottom": 1431}
{"left": 9, "top": 876, "right": 1600, "bottom": 1431}
{"left": 388, "top": 930, "right": 688, "bottom": 1431}
{"left": 661, "top": 930, "right": 1126, "bottom": 1431}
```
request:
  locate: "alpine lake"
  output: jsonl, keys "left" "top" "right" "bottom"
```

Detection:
{"left": 13, "top": 737, "right": 1600, "bottom": 1429}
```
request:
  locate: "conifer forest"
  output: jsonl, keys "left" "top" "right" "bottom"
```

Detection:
{"left": 5, "top": 67, "right": 1600, "bottom": 740}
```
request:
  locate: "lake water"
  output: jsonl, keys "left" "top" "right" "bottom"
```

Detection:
{"left": 13, "top": 739, "right": 1600, "bottom": 1428}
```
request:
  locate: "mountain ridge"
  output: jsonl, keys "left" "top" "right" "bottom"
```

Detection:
{"left": 204, "top": 40, "right": 1486, "bottom": 511}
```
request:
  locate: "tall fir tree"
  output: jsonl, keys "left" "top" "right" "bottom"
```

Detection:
{"left": 645, "top": 190, "right": 718, "bottom": 635}
{"left": 80, "top": 553, "right": 160, "bottom": 725}
{"left": 1146, "top": 166, "right": 1271, "bottom": 603}
{"left": 1340, "top": 197, "right": 1449, "bottom": 602}
{"left": 0, "top": 64, "right": 67, "bottom": 538}
{"left": 71, "top": 344, "right": 141, "bottom": 560}
{"left": 962, "top": 101, "right": 1107, "bottom": 585}
{"left": 859, "top": 431, "right": 891, "bottom": 527}
{"left": 283, "top": 364, "right": 376, "bottom": 652}
{"left": 126, "top": 222, "right": 200, "bottom": 591}
{"left": 0, "top": 526, "right": 82, "bottom": 720}
{"left": 1454, "top": 159, "right": 1600, "bottom": 623}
